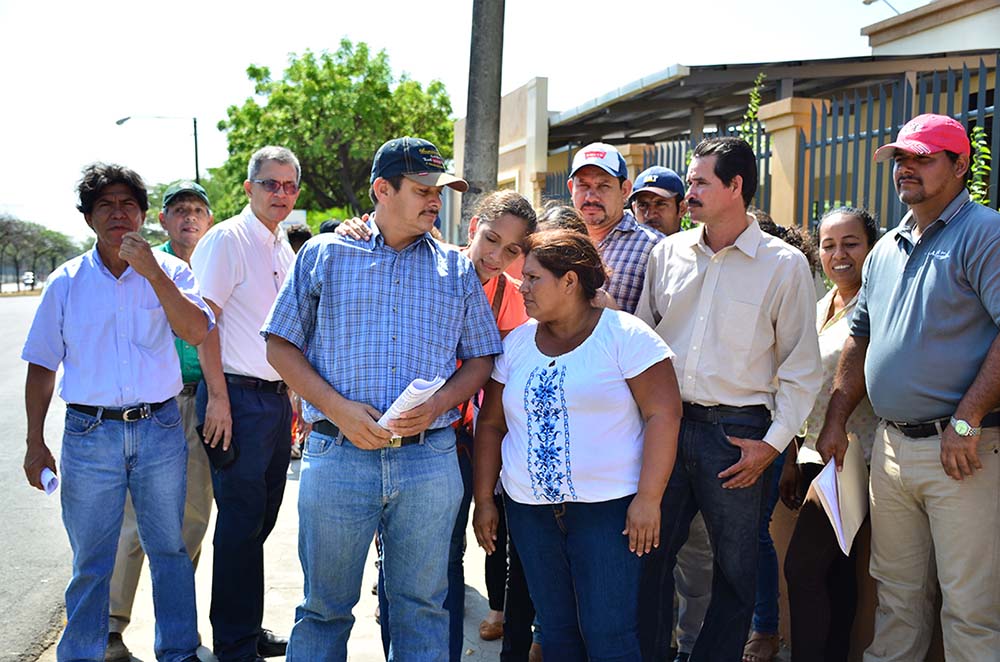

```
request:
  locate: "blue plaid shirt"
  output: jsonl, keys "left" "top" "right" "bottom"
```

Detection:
{"left": 261, "top": 220, "right": 502, "bottom": 428}
{"left": 599, "top": 211, "right": 665, "bottom": 314}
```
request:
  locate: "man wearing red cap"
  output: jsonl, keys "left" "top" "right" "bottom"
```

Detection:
{"left": 818, "top": 114, "right": 1000, "bottom": 661}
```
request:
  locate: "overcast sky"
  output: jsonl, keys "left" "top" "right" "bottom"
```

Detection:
{"left": 0, "top": 0, "right": 922, "bottom": 239}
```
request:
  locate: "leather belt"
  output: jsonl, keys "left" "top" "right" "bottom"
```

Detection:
{"left": 682, "top": 402, "right": 770, "bottom": 424}
{"left": 887, "top": 411, "right": 1000, "bottom": 439}
{"left": 224, "top": 373, "right": 288, "bottom": 395}
{"left": 313, "top": 419, "right": 427, "bottom": 448}
{"left": 179, "top": 382, "right": 199, "bottom": 397}
{"left": 68, "top": 400, "right": 169, "bottom": 422}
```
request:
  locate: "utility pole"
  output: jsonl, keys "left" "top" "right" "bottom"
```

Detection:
{"left": 460, "top": 0, "right": 505, "bottom": 237}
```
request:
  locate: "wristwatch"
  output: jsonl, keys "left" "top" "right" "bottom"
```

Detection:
{"left": 950, "top": 417, "right": 981, "bottom": 437}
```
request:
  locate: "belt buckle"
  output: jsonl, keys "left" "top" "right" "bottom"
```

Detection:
{"left": 387, "top": 435, "right": 403, "bottom": 448}
{"left": 122, "top": 404, "right": 150, "bottom": 422}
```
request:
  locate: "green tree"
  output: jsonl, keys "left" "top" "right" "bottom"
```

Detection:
{"left": 968, "top": 125, "right": 992, "bottom": 207}
{"left": 216, "top": 39, "right": 454, "bottom": 218}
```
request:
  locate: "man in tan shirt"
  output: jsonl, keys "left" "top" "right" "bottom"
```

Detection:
{"left": 635, "top": 137, "right": 821, "bottom": 661}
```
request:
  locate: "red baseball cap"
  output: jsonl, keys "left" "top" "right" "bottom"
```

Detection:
{"left": 873, "top": 113, "right": 970, "bottom": 163}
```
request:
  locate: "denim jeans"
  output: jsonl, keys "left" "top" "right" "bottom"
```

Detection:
{"left": 58, "top": 400, "right": 198, "bottom": 662}
{"left": 751, "top": 447, "right": 787, "bottom": 635}
{"left": 504, "top": 494, "right": 642, "bottom": 662}
{"left": 287, "top": 426, "right": 462, "bottom": 662}
{"left": 638, "top": 408, "right": 772, "bottom": 662}
{"left": 377, "top": 430, "right": 473, "bottom": 662}
{"left": 195, "top": 381, "right": 291, "bottom": 661}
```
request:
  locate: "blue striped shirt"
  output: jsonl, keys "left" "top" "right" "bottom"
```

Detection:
{"left": 261, "top": 220, "right": 503, "bottom": 428}
{"left": 599, "top": 211, "right": 664, "bottom": 313}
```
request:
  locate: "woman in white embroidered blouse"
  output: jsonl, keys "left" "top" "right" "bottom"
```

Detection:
{"left": 779, "top": 207, "right": 880, "bottom": 661}
{"left": 472, "top": 229, "right": 682, "bottom": 662}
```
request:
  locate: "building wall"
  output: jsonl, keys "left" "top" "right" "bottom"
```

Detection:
{"left": 873, "top": 7, "right": 1000, "bottom": 55}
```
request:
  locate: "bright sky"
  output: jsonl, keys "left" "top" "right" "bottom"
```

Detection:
{"left": 0, "top": 0, "right": 923, "bottom": 240}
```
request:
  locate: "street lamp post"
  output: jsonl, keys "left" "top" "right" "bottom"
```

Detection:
{"left": 115, "top": 115, "right": 201, "bottom": 184}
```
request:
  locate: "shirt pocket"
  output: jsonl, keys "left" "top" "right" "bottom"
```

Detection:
{"left": 719, "top": 298, "right": 761, "bottom": 378}
{"left": 424, "top": 288, "right": 466, "bottom": 354}
{"left": 132, "top": 305, "right": 172, "bottom": 351}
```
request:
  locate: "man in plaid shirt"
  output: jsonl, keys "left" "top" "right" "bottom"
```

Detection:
{"left": 262, "top": 137, "right": 502, "bottom": 661}
{"left": 567, "top": 142, "right": 664, "bottom": 313}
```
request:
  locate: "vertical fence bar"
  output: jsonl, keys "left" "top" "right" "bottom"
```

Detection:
{"left": 809, "top": 105, "right": 819, "bottom": 226}
{"left": 875, "top": 85, "right": 888, "bottom": 230}
{"left": 961, "top": 64, "right": 971, "bottom": 123}
{"left": 818, "top": 102, "right": 829, "bottom": 219}
{"left": 931, "top": 70, "right": 941, "bottom": 115}
{"left": 840, "top": 93, "right": 850, "bottom": 205}
{"left": 797, "top": 128, "right": 807, "bottom": 228}
{"left": 976, "top": 58, "right": 988, "bottom": 126}
{"left": 851, "top": 90, "right": 862, "bottom": 207}
{"left": 763, "top": 129, "right": 771, "bottom": 214}
{"left": 827, "top": 98, "right": 839, "bottom": 209}
{"left": 917, "top": 75, "right": 927, "bottom": 116}
{"left": 946, "top": 68, "right": 956, "bottom": 117}
{"left": 992, "top": 54, "right": 1000, "bottom": 208}
{"left": 864, "top": 87, "right": 875, "bottom": 212}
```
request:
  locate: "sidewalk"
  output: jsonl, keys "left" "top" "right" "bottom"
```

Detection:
{"left": 36, "top": 458, "right": 502, "bottom": 662}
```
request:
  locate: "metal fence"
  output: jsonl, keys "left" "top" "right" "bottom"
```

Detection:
{"left": 797, "top": 54, "right": 999, "bottom": 230}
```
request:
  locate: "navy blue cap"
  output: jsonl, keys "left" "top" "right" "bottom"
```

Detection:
{"left": 370, "top": 137, "right": 468, "bottom": 192}
{"left": 628, "top": 166, "right": 685, "bottom": 204}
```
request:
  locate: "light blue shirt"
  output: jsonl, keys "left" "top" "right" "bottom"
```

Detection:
{"left": 851, "top": 190, "right": 1000, "bottom": 422}
{"left": 21, "top": 248, "right": 215, "bottom": 407}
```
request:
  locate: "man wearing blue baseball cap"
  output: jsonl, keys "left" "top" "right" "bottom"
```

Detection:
{"left": 629, "top": 166, "right": 687, "bottom": 236}
{"left": 263, "top": 136, "right": 500, "bottom": 660}
{"left": 567, "top": 142, "right": 664, "bottom": 314}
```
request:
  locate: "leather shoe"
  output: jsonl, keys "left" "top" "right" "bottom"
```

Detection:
{"left": 105, "top": 632, "right": 131, "bottom": 662}
{"left": 257, "top": 628, "right": 288, "bottom": 657}
{"left": 478, "top": 618, "right": 503, "bottom": 641}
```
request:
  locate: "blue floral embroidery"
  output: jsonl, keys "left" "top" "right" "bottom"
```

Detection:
{"left": 523, "top": 363, "right": 576, "bottom": 502}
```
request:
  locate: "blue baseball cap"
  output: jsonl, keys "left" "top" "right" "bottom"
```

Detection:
{"left": 370, "top": 136, "right": 468, "bottom": 192}
{"left": 570, "top": 142, "right": 628, "bottom": 179}
{"left": 628, "top": 166, "right": 685, "bottom": 204}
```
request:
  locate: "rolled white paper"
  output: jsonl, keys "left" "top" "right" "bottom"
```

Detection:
{"left": 40, "top": 468, "right": 59, "bottom": 495}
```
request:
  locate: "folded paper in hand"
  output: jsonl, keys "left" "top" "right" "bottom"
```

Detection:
{"left": 811, "top": 436, "right": 869, "bottom": 556}
{"left": 378, "top": 376, "right": 447, "bottom": 430}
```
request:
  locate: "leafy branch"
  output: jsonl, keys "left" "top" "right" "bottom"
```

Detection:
{"left": 968, "top": 125, "right": 991, "bottom": 206}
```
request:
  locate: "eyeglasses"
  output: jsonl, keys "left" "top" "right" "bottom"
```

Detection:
{"left": 250, "top": 179, "right": 300, "bottom": 195}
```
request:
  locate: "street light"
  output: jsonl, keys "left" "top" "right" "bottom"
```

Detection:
{"left": 862, "top": 0, "right": 901, "bottom": 16}
{"left": 115, "top": 115, "right": 201, "bottom": 184}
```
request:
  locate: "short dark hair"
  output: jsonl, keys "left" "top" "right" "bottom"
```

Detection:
{"left": 475, "top": 190, "right": 538, "bottom": 235}
{"left": 692, "top": 137, "right": 758, "bottom": 208}
{"left": 76, "top": 162, "right": 149, "bottom": 215}
{"left": 944, "top": 150, "right": 973, "bottom": 185}
{"left": 819, "top": 206, "right": 879, "bottom": 248}
{"left": 369, "top": 174, "right": 404, "bottom": 206}
{"left": 525, "top": 229, "right": 607, "bottom": 300}
{"left": 537, "top": 203, "right": 589, "bottom": 236}
{"left": 286, "top": 223, "right": 313, "bottom": 253}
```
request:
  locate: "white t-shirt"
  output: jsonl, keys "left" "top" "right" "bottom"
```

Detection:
{"left": 190, "top": 206, "right": 294, "bottom": 381}
{"left": 494, "top": 309, "right": 673, "bottom": 505}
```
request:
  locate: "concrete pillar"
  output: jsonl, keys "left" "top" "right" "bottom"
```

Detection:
{"left": 758, "top": 97, "right": 827, "bottom": 228}
{"left": 618, "top": 144, "right": 648, "bottom": 181}
{"left": 461, "top": 0, "right": 505, "bottom": 236}
{"left": 689, "top": 107, "right": 705, "bottom": 142}
{"left": 529, "top": 172, "right": 547, "bottom": 208}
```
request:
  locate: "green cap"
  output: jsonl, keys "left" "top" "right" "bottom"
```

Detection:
{"left": 162, "top": 181, "right": 209, "bottom": 209}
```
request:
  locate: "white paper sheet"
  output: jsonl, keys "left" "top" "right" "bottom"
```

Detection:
{"left": 377, "top": 376, "right": 447, "bottom": 430}
{"left": 812, "top": 438, "right": 869, "bottom": 556}
{"left": 40, "top": 467, "right": 59, "bottom": 495}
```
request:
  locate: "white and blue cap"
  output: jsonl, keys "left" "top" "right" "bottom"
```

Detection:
{"left": 570, "top": 142, "right": 628, "bottom": 179}
{"left": 628, "top": 166, "right": 685, "bottom": 204}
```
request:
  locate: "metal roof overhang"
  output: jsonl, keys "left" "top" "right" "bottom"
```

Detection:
{"left": 547, "top": 49, "right": 999, "bottom": 149}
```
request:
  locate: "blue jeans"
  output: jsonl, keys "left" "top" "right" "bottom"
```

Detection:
{"left": 504, "top": 494, "right": 642, "bottom": 662}
{"left": 377, "top": 432, "right": 473, "bottom": 661}
{"left": 752, "top": 448, "right": 787, "bottom": 635}
{"left": 58, "top": 400, "right": 198, "bottom": 662}
{"left": 287, "top": 426, "right": 462, "bottom": 662}
{"left": 638, "top": 408, "right": 772, "bottom": 662}
{"left": 196, "top": 382, "right": 291, "bottom": 661}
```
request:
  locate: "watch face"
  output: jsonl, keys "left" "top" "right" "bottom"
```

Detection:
{"left": 954, "top": 420, "right": 971, "bottom": 435}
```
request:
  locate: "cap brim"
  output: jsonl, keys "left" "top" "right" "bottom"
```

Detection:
{"left": 873, "top": 140, "right": 938, "bottom": 163}
{"left": 628, "top": 186, "right": 681, "bottom": 204}
{"left": 570, "top": 162, "right": 621, "bottom": 179}
{"left": 163, "top": 190, "right": 210, "bottom": 208}
{"left": 405, "top": 172, "right": 469, "bottom": 192}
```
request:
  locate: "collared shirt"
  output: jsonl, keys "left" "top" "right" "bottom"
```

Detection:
{"left": 21, "top": 248, "right": 214, "bottom": 407}
{"left": 635, "top": 219, "right": 822, "bottom": 451}
{"left": 157, "top": 241, "right": 202, "bottom": 384}
{"left": 261, "top": 219, "right": 503, "bottom": 429}
{"left": 598, "top": 211, "right": 664, "bottom": 314}
{"left": 850, "top": 189, "right": 1000, "bottom": 423}
{"left": 190, "top": 206, "right": 294, "bottom": 381}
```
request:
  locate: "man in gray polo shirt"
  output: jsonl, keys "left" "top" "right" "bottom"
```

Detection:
{"left": 817, "top": 113, "right": 1000, "bottom": 662}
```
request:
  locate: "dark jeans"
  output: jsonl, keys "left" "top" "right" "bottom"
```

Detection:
{"left": 196, "top": 381, "right": 291, "bottom": 661}
{"left": 752, "top": 448, "right": 788, "bottom": 635}
{"left": 638, "top": 407, "right": 772, "bottom": 662}
{"left": 501, "top": 518, "right": 537, "bottom": 662}
{"left": 378, "top": 431, "right": 474, "bottom": 662}
{"left": 784, "top": 463, "right": 862, "bottom": 662}
{"left": 505, "top": 494, "right": 642, "bottom": 662}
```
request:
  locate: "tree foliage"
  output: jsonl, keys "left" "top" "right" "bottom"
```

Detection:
{"left": 968, "top": 125, "right": 992, "bottom": 207}
{"left": 215, "top": 39, "right": 454, "bottom": 218}
{"left": 0, "top": 214, "right": 85, "bottom": 290}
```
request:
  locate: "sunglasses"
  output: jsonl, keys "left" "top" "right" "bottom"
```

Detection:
{"left": 250, "top": 179, "right": 300, "bottom": 195}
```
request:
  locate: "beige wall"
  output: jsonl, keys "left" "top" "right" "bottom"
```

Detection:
{"left": 874, "top": 8, "right": 1000, "bottom": 55}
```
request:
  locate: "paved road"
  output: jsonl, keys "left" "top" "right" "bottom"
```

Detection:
{"left": 0, "top": 297, "right": 70, "bottom": 662}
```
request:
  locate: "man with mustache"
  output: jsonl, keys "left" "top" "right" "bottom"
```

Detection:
{"left": 635, "top": 137, "right": 821, "bottom": 661}
{"left": 106, "top": 181, "right": 216, "bottom": 662}
{"left": 567, "top": 142, "right": 664, "bottom": 313}
{"left": 817, "top": 114, "right": 1000, "bottom": 662}
{"left": 190, "top": 146, "right": 300, "bottom": 661}
{"left": 262, "top": 137, "right": 502, "bottom": 660}
{"left": 21, "top": 163, "right": 214, "bottom": 661}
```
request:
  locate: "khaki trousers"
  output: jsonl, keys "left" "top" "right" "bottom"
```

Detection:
{"left": 108, "top": 392, "right": 213, "bottom": 634}
{"left": 864, "top": 421, "right": 1000, "bottom": 662}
